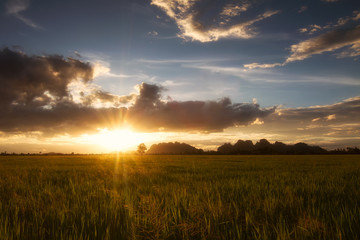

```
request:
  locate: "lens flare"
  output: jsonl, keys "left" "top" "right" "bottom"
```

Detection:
{"left": 84, "top": 128, "right": 151, "bottom": 151}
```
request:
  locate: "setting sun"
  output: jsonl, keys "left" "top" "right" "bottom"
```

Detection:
{"left": 84, "top": 128, "right": 151, "bottom": 152}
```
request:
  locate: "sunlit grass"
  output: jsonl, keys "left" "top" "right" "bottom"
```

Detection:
{"left": 0, "top": 154, "right": 359, "bottom": 239}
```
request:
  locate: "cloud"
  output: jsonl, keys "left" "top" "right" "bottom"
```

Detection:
{"left": 0, "top": 48, "right": 276, "bottom": 135}
{"left": 189, "top": 62, "right": 360, "bottom": 85}
{"left": 298, "top": 6, "right": 308, "bottom": 13}
{"left": 327, "top": 114, "right": 336, "bottom": 120}
{"left": 277, "top": 96, "right": 360, "bottom": 121}
{"left": 0, "top": 48, "right": 93, "bottom": 106}
{"left": 354, "top": 11, "right": 360, "bottom": 21}
{"left": 151, "top": 0, "right": 279, "bottom": 42}
{"left": 245, "top": 10, "right": 360, "bottom": 69}
{"left": 286, "top": 26, "right": 360, "bottom": 62}
{"left": 0, "top": 50, "right": 358, "bottom": 150}
{"left": 245, "top": 25, "right": 360, "bottom": 69}
{"left": 251, "top": 118, "right": 264, "bottom": 125}
{"left": 5, "top": 0, "right": 42, "bottom": 29}
{"left": 220, "top": 2, "right": 251, "bottom": 17}
{"left": 0, "top": 48, "right": 123, "bottom": 135}
{"left": 299, "top": 10, "right": 360, "bottom": 35}
{"left": 335, "top": 41, "right": 360, "bottom": 58}
{"left": 243, "top": 62, "right": 284, "bottom": 69}
{"left": 298, "top": 24, "right": 322, "bottom": 35}
{"left": 80, "top": 90, "right": 136, "bottom": 107}
{"left": 235, "top": 96, "right": 360, "bottom": 148}
{"left": 269, "top": 97, "right": 360, "bottom": 137}
{"left": 127, "top": 83, "right": 275, "bottom": 132}
{"left": 148, "top": 31, "right": 159, "bottom": 37}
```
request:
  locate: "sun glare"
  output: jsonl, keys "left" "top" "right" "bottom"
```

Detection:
{"left": 85, "top": 128, "right": 151, "bottom": 152}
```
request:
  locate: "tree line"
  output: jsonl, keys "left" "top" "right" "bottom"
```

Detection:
{"left": 144, "top": 139, "right": 360, "bottom": 155}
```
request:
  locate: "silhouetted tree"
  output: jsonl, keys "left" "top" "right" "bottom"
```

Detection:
{"left": 347, "top": 147, "right": 360, "bottom": 154}
{"left": 217, "top": 143, "right": 236, "bottom": 154}
{"left": 234, "top": 140, "right": 254, "bottom": 154}
{"left": 137, "top": 143, "right": 147, "bottom": 155}
{"left": 255, "top": 139, "right": 272, "bottom": 154}
{"left": 273, "top": 141, "right": 288, "bottom": 154}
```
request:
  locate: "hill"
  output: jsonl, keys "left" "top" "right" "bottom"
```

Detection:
{"left": 217, "top": 139, "right": 328, "bottom": 155}
{"left": 146, "top": 142, "right": 203, "bottom": 155}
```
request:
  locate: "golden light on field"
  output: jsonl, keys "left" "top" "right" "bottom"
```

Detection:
{"left": 84, "top": 128, "right": 152, "bottom": 152}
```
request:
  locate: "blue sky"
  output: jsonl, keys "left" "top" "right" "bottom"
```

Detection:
{"left": 0, "top": 0, "right": 360, "bottom": 152}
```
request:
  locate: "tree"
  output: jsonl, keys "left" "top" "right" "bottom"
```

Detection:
{"left": 137, "top": 143, "right": 147, "bottom": 155}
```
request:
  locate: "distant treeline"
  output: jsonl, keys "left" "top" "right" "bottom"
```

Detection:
{"left": 146, "top": 139, "right": 360, "bottom": 155}
{"left": 1, "top": 139, "right": 359, "bottom": 155}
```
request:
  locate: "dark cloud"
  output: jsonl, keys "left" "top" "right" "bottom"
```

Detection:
{"left": 80, "top": 90, "right": 135, "bottom": 107}
{"left": 282, "top": 97, "right": 359, "bottom": 119}
{"left": 128, "top": 83, "right": 275, "bottom": 132}
{"left": 0, "top": 102, "right": 127, "bottom": 136}
{"left": 0, "top": 48, "right": 93, "bottom": 108}
{"left": 235, "top": 96, "right": 360, "bottom": 148}
{"left": 0, "top": 48, "right": 126, "bottom": 134}
{"left": 1, "top": 49, "right": 358, "bottom": 149}
{"left": 0, "top": 48, "right": 275, "bottom": 135}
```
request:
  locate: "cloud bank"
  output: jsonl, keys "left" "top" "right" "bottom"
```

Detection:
{"left": 235, "top": 96, "right": 360, "bottom": 148}
{"left": 128, "top": 83, "right": 275, "bottom": 132}
{"left": 151, "top": 0, "right": 279, "bottom": 42}
{"left": 0, "top": 48, "right": 275, "bottom": 135}
{"left": 0, "top": 48, "right": 126, "bottom": 135}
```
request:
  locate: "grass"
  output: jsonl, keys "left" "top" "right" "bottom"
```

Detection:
{"left": 0, "top": 154, "right": 359, "bottom": 239}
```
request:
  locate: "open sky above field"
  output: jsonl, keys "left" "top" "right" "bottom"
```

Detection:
{"left": 1, "top": 0, "right": 360, "bottom": 153}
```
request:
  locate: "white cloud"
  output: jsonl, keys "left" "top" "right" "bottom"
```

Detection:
{"left": 161, "top": 80, "right": 190, "bottom": 87}
{"left": 148, "top": 31, "right": 159, "bottom": 36}
{"left": 151, "top": 0, "right": 279, "bottom": 42}
{"left": 243, "top": 62, "right": 284, "bottom": 69}
{"left": 251, "top": 118, "right": 264, "bottom": 125}
{"left": 79, "top": 52, "right": 139, "bottom": 79}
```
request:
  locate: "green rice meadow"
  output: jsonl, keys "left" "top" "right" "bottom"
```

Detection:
{"left": 0, "top": 154, "right": 360, "bottom": 239}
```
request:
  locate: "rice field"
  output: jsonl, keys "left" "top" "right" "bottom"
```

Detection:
{"left": 0, "top": 154, "right": 359, "bottom": 239}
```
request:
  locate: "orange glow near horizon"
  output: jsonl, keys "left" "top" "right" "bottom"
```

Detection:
{"left": 83, "top": 128, "right": 153, "bottom": 152}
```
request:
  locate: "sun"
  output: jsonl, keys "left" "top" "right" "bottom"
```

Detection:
{"left": 84, "top": 128, "right": 151, "bottom": 152}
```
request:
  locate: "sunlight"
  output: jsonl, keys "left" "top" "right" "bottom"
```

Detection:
{"left": 84, "top": 128, "right": 151, "bottom": 152}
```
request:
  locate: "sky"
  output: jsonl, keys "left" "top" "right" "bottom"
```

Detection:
{"left": 1, "top": 0, "right": 360, "bottom": 153}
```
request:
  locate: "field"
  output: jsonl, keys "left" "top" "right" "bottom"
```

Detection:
{"left": 0, "top": 154, "right": 359, "bottom": 239}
